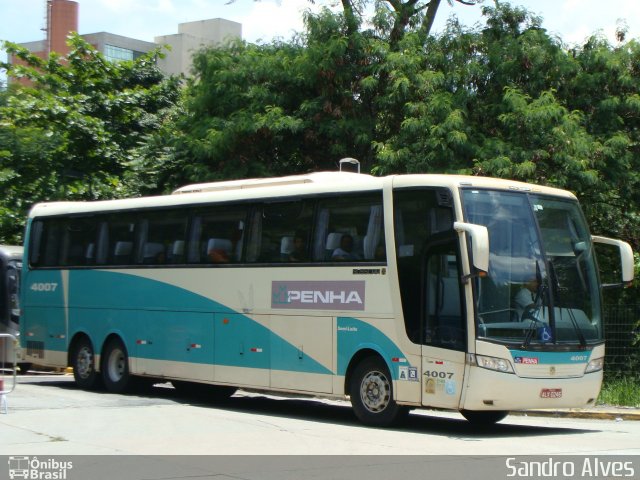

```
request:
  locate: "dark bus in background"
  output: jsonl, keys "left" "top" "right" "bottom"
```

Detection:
{"left": 0, "top": 245, "right": 28, "bottom": 373}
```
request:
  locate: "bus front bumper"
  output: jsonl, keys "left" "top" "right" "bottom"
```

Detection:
{"left": 461, "top": 366, "right": 602, "bottom": 412}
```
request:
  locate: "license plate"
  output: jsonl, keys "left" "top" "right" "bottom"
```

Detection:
{"left": 540, "top": 388, "right": 562, "bottom": 399}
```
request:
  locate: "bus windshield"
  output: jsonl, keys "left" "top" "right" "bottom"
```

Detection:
{"left": 462, "top": 189, "right": 602, "bottom": 347}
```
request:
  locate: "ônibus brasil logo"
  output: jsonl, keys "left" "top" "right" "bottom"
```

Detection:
{"left": 8, "top": 456, "right": 73, "bottom": 480}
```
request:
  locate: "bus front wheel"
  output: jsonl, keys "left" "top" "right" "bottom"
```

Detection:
{"left": 461, "top": 409, "right": 509, "bottom": 425}
{"left": 349, "top": 357, "right": 407, "bottom": 427}
{"left": 102, "top": 338, "right": 134, "bottom": 393}
{"left": 71, "top": 337, "right": 100, "bottom": 390}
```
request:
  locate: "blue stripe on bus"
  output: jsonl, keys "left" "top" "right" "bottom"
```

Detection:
{"left": 337, "top": 317, "right": 410, "bottom": 380}
{"left": 68, "top": 270, "right": 230, "bottom": 313}
{"left": 509, "top": 349, "right": 592, "bottom": 364}
{"left": 27, "top": 270, "right": 331, "bottom": 375}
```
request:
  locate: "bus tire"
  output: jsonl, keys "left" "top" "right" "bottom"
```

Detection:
{"left": 349, "top": 356, "right": 407, "bottom": 427}
{"left": 102, "top": 337, "right": 134, "bottom": 393}
{"left": 17, "top": 363, "right": 32, "bottom": 375}
{"left": 71, "top": 337, "right": 100, "bottom": 390}
{"left": 461, "top": 410, "right": 509, "bottom": 425}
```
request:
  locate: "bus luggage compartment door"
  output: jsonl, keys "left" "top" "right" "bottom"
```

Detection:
{"left": 214, "top": 313, "right": 270, "bottom": 387}
{"left": 270, "top": 315, "right": 333, "bottom": 393}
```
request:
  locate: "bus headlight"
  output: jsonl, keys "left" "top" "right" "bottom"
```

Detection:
{"left": 585, "top": 357, "right": 604, "bottom": 374}
{"left": 474, "top": 354, "right": 514, "bottom": 374}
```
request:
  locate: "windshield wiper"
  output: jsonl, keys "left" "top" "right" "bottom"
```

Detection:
{"left": 561, "top": 308, "right": 587, "bottom": 349}
{"left": 521, "top": 288, "right": 546, "bottom": 348}
{"left": 548, "top": 256, "right": 587, "bottom": 349}
{"left": 521, "top": 261, "right": 547, "bottom": 349}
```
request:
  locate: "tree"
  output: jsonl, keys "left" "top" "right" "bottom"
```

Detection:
{"left": 0, "top": 34, "right": 181, "bottom": 242}
{"left": 148, "top": 9, "right": 380, "bottom": 187}
{"left": 230, "top": 0, "right": 482, "bottom": 45}
{"left": 114, "top": 1, "right": 482, "bottom": 191}
{"left": 374, "top": 3, "right": 640, "bottom": 250}
{"left": 165, "top": 2, "right": 640, "bottom": 255}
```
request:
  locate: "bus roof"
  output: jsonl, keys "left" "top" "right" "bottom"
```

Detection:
{"left": 28, "top": 172, "right": 576, "bottom": 218}
{"left": 390, "top": 174, "right": 577, "bottom": 199}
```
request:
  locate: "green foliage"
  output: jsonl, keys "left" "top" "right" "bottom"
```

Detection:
{"left": 0, "top": 34, "right": 180, "bottom": 242}
{"left": 151, "top": 10, "right": 379, "bottom": 188}
{"left": 150, "top": 2, "right": 640, "bottom": 274}
{"left": 598, "top": 377, "right": 640, "bottom": 407}
{"left": 3, "top": 1, "right": 640, "bottom": 270}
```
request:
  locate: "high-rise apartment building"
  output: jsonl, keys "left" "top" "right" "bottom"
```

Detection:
{"left": 155, "top": 18, "right": 242, "bottom": 76}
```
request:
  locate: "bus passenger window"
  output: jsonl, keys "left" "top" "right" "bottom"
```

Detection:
{"left": 189, "top": 207, "right": 248, "bottom": 264}
{"left": 142, "top": 242, "right": 165, "bottom": 264}
{"left": 136, "top": 211, "right": 188, "bottom": 266}
{"left": 248, "top": 201, "right": 313, "bottom": 264}
{"left": 167, "top": 240, "right": 185, "bottom": 264}
{"left": 112, "top": 241, "right": 133, "bottom": 264}
{"left": 206, "top": 238, "right": 233, "bottom": 263}
{"left": 312, "top": 195, "right": 385, "bottom": 263}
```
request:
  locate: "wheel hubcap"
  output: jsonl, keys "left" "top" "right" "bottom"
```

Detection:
{"left": 107, "top": 348, "right": 126, "bottom": 383}
{"left": 76, "top": 346, "right": 93, "bottom": 379}
{"left": 360, "top": 370, "right": 390, "bottom": 413}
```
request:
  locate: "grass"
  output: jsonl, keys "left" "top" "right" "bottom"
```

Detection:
{"left": 597, "top": 377, "right": 640, "bottom": 407}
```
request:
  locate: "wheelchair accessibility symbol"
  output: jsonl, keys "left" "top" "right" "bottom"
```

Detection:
{"left": 537, "top": 325, "right": 553, "bottom": 343}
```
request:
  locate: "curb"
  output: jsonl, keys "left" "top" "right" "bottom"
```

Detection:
{"left": 511, "top": 409, "right": 640, "bottom": 421}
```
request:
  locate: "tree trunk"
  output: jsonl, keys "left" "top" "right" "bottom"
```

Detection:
{"left": 420, "top": 0, "right": 442, "bottom": 40}
{"left": 341, "top": 0, "right": 359, "bottom": 36}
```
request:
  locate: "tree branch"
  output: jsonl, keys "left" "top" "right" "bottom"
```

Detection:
{"left": 341, "top": 0, "right": 359, "bottom": 36}
{"left": 420, "top": 0, "right": 442, "bottom": 40}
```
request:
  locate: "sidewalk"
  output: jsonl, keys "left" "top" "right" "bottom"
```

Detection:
{"left": 514, "top": 406, "right": 640, "bottom": 421}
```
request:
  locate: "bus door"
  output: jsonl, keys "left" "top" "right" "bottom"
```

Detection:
{"left": 420, "top": 237, "right": 466, "bottom": 409}
{"left": 5, "top": 259, "right": 21, "bottom": 333}
{"left": 1, "top": 260, "right": 20, "bottom": 365}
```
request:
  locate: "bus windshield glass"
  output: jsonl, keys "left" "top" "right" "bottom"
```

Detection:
{"left": 462, "top": 189, "right": 602, "bottom": 346}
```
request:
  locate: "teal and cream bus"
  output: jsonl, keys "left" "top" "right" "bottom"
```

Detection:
{"left": 20, "top": 169, "right": 633, "bottom": 426}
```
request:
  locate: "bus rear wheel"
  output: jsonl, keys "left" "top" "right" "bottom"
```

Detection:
{"left": 71, "top": 337, "right": 100, "bottom": 390}
{"left": 461, "top": 410, "right": 509, "bottom": 425}
{"left": 102, "top": 338, "right": 134, "bottom": 393}
{"left": 349, "top": 357, "right": 407, "bottom": 427}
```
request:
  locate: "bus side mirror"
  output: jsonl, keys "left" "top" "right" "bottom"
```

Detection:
{"left": 592, "top": 236, "right": 634, "bottom": 287}
{"left": 454, "top": 222, "right": 489, "bottom": 274}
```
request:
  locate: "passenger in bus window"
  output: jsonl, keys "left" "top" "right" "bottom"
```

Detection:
{"left": 289, "top": 232, "right": 308, "bottom": 262}
{"left": 332, "top": 234, "right": 360, "bottom": 261}
{"left": 374, "top": 244, "right": 386, "bottom": 262}
{"left": 208, "top": 241, "right": 231, "bottom": 263}
{"left": 514, "top": 277, "right": 538, "bottom": 319}
{"left": 207, "top": 227, "right": 243, "bottom": 263}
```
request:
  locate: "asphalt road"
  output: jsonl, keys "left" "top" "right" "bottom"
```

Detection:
{"left": 2, "top": 374, "right": 640, "bottom": 456}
